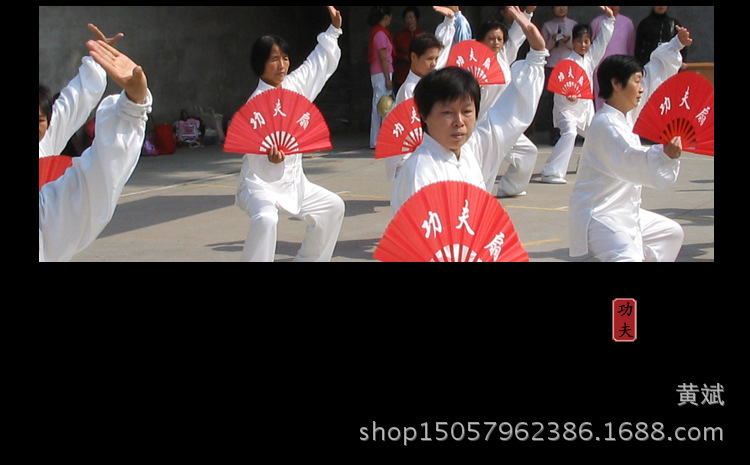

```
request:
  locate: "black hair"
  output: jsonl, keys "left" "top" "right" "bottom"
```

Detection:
{"left": 368, "top": 6, "right": 392, "bottom": 27}
{"left": 250, "top": 35, "right": 291, "bottom": 77}
{"left": 572, "top": 24, "right": 592, "bottom": 42}
{"left": 477, "top": 20, "right": 509, "bottom": 43}
{"left": 402, "top": 6, "right": 420, "bottom": 21}
{"left": 39, "top": 84, "right": 53, "bottom": 123}
{"left": 409, "top": 32, "right": 443, "bottom": 58}
{"left": 597, "top": 54, "right": 645, "bottom": 100}
{"left": 414, "top": 67, "right": 481, "bottom": 135}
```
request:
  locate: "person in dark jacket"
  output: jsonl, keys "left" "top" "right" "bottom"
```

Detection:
{"left": 635, "top": 6, "right": 687, "bottom": 67}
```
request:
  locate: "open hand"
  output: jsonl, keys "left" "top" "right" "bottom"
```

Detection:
{"left": 87, "top": 39, "right": 148, "bottom": 104}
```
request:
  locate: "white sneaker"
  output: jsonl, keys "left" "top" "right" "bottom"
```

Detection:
{"left": 541, "top": 175, "right": 568, "bottom": 185}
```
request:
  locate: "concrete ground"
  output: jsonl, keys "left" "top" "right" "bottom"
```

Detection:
{"left": 71, "top": 131, "right": 715, "bottom": 262}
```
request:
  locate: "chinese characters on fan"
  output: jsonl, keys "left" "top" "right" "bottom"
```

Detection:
{"left": 273, "top": 99, "right": 287, "bottom": 117}
{"left": 423, "top": 212, "right": 442, "bottom": 239}
{"left": 392, "top": 105, "right": 421, "bottom": 141}
{"left": 556, "top": 64, "right": 587, "bottom": 97}
{"left": 658, "top": 84, "right": 712, "bottom": 128}
{"left": 453, "top": 46, "right": 494, "bottom": 83}
{"left": 249, "top": 98, "right": 313, "bottom": 137}
{"left": 454, "top": 48, "right": 493, "bottom": 73}
{"left": 457, "top": 200, "right": 476, "bottom": 236}
{"left": 420, "top": 198, "right": 507, "bottom": 262}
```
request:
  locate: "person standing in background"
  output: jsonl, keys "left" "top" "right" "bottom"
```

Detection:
{"left": 391, "top": 7, "right": 548, "bottom": 215}
{"left": 541, "top": 7, "right": 615, "bottom": 185}
{"left": 539, "top": 6, "right": 578, "bottom": 145}
{"left": 635, "top": 6, "right": 687, "bottom": 68}
{"left": 477, "top": 6, "right": 541, "bottom": 198}
{"left": 368, "top": 6, "right": 395, "bottom": 149}
{"left": 392, "top": 6, "right": 424, "bottom": 95}
{"left": 591, "top": 6, "right": 635, "bottom": 112}
{"left": 386, "top": 6, "right": 460, "bottom": 183}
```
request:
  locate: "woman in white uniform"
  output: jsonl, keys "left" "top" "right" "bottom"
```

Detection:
{"left": 541, "top": 7, "right": 615, "bottom": 185}
{"left": 235, "top": 6, "right": 345, "bottom": 262}
{"left": 568, "top": 26, "right": 694, "bottom": 262}
{"left": 475, "top": 6, "right": 541, "bottom": 198}
{"left": 391, "top": 7, "right": 547, "bottom": 215}
{"left": 39, "top": 39, "right": 152, "bottom": 263}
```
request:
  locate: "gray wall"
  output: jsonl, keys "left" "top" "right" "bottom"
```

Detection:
{"left": 40, "top": 6, "right": 714, "bottom": 135}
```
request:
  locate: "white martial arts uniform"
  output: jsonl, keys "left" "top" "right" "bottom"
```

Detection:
{"left": 236, "top": 25, "right": 345, "bottom": 262}
{"left": 386, "top": 15, "right": 457, "bottom": 182}
{"left": 39, "top": 90, "right": 153, "bottom": 262}
{"left": 541, "top": 16, "right": 615, "bottom": 182}
{"left": 39, "top": 56, "right": 107, "bottom": 160}
{"left": 391, "top": 48, "right": 548, "bottom": 215}
{"left": 568, "top": 36, "right": 687, "bottom": 262}
{"left": 480, "top": 11, "right": 542, "bottom": 197}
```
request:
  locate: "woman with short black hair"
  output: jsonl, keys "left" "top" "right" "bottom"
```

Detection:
{"left": 568, "top": 25, "right": 694, "bottom": 262}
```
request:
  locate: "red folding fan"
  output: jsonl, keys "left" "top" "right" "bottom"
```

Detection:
{"left": 39, "top": 155, "right": 74, "bottom": 191}
{"left": 634, "top": 72, "right": 714, "bottom": 156}
{"left": 548, "top": 59, "right": 594, "bottom": 99}
{"left": 375, "top": 181, "right": 529, "bottom": 262}
{"left": 447, "top": 40, "right": 506, "bottom": 86}
{"left": 375, "top": 98, "right": 424, "bottom": 160}
{"left": 224, "top": 88, "right": 332, "bottom": 155}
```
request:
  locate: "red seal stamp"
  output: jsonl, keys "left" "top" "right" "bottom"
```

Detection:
{"left": 613, "top": 299, "right": 637, "bottom": 342}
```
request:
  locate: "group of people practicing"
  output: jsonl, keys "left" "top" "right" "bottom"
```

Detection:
{"left": 39, "top": 6, "right": 695, "bottom": 263}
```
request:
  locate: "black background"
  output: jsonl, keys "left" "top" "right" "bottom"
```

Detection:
{"left": 36, "top": 269, "right": 734, "bottom": 461}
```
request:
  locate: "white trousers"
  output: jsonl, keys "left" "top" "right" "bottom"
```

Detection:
{"left": 497, "top": 134, "right": 539, "bottom": 196}
{"left": 370, "top": 73, "right": 391, "bottom": 149}
{"left": 238, "top": 182, "right": 345, "bottom": 262}
{"left": 588, "top": 210, "right": 685, "bottom": 262}
{"left": 542, "top": 116, "right": 581, "bottom": 180}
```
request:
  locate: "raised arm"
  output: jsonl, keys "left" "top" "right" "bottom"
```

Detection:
{"left": 40, "top": 42, "right": 151, "bottom": 263}
{"left": 327, "top": 6, "right": 343, "bottom": 30}
{"left": 631, "top": 26, "right": 694, "bottom": 122}
{"left": 504, "top": 6, "right": 545, "bottom": 52}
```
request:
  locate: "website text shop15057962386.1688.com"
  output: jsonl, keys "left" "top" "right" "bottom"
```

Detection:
{"left": 359, "top": 421, "right": 725, "bottom": 447}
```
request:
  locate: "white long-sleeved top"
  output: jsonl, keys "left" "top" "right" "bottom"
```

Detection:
{"left": 479, "top": 12, "right": 534, "bottom": 118}
{"left": 395, "top": 15, "right": 457, "bottom": 105}
{"left": 389, "top": 13, "right": 536, "bottom": 184}
{"left": 552, "top": 16, "right": 615, "bottom": 135}
{"left": 236, "top": 25, "right": 342, "bottom": 216}
{"left": 39, "top": 57, "right": 107, "bottom": 159}
{"left": 39, "top": 90, "right": 153, "bottom": 262}
{"left": 568, "top": 35, "right": 687, "bottom": 258}
{"left": 386, "top": 16, "right": 457, "bottom": 182}
{"left": 391, "top": 48, "right": 548, "bottom": 215}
